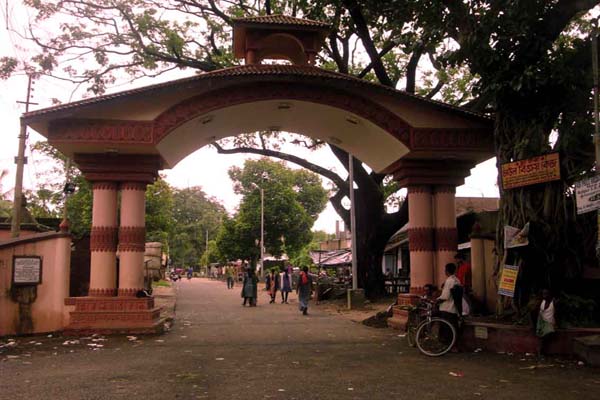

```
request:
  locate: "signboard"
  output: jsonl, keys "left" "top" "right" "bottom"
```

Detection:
{"left": 498, "top": 264, "right": 519, "bottom": 297}
{"left": 501, "top": 153, "right": 560, "bottom": 190}
{"left": 12, "top": 256, "right": 42, "bottom": 285}
{"left": 504, "top": 223, "right": 529, "bottom": 249}
{"left": 575, "top": 175, "right": 600, "bottom": 215}
{"left": 474, "top": 326, "right": 489, "bottom": 340}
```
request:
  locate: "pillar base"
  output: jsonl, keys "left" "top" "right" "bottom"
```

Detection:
{"left": 64, "top": 296, "right": 163, "bottom": 335}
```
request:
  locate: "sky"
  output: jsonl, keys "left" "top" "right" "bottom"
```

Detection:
{"left": 0, "top": 2, "right": 499, "bottom": 233}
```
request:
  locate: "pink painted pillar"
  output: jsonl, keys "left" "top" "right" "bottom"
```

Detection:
{"left": 89, "top": 182, "right": 118, "bottom": 297}
{"left": 118, "top": 182, "right": 147, "bottom": 297}
{"left": 407, "top": 185, "right": 435, "bottom": 294}
{"left": 433, "top": 185, "right": 458, "bottom": 287}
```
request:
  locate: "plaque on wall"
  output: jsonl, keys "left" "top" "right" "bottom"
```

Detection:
{"left": 12, "top": 256, "right": 43, "bottom": 285}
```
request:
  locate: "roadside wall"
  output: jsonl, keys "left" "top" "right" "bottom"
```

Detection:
{"left": 0, "top": 232, "right": 71, "bottom": 336}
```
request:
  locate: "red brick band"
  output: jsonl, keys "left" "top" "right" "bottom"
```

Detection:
{"left": 88, "top": 288, "right": 117, "bottom": 297}
{"left": 118, "top": 226, "right": 146, "bottom": 252}
{"left": 408, "top": 227, "right": 435, "bottom": 252}
{"left": 92, "top": 182, "right": 118, "bottom": 191}
{"left": 118, "top": 288, "right": 144, "bottom": 297}
{"left": 433, "top": 185, "right": 456, "bottom": 194}
{"left": 435, "top": 227, "right": 458, "bottom": 252}
{"left": 90, "top": 226, "right": 118, "bottom": 252}
{"left": 120, "top": 182, "right": 147, "bottom": 191}
{"left": 407, "top": 185, "right": 432, "bottom": 194}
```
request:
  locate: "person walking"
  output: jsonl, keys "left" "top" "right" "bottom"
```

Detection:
{"left": 280, "top": 268, "right": 292, "bottom": 304}
{"left": 226, "top": 266, "right": 235, "bottom": 289}
{"left": 268, "top": 269, "right": 280, "bottom": 303}
{"left": 296, "top": 266, "right": 313, "bottom": 315}
{"left": 242, "top": 268, "right": 259, "bottom": 307}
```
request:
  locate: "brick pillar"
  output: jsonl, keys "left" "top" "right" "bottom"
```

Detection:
{"left": 118, "top": 182, "right": 147, "bottom": 297}
{"left": 406, "top": 185, "right": 435, "bottom": 294}
{"left": 433, "top": 185, "right": 458, "bottom": 287}
{"left": 89, "top": 182, "right": 118, "bottom": 297}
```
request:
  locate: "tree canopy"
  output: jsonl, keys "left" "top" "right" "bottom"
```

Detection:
{"left": 4, "top": 0, "right": 600, "bottom": 301}
{"left": 216, "top": 158, "right": 327, "bottom": 264}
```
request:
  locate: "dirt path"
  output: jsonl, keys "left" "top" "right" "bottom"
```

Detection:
{"left": 1, "top": 278, "right": 598, "bottom": 400}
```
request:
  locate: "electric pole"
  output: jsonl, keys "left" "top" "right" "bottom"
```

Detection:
{"left": 11, "top": 75, "right": 37, "bottom": 237}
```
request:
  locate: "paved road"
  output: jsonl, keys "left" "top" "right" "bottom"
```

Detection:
{"left": 1, "top": 278, "right": 599, "bottom": 400}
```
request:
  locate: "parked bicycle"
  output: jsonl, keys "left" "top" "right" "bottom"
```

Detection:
{"left": 401, "top": 297, "right": 457, "bottom": 357}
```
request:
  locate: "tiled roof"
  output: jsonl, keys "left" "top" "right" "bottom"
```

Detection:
{"left": 23, "top": 64, "right": 490, "bottom": 121}
{"left": 232, "top": 14, "right": 330, "bottom": 29}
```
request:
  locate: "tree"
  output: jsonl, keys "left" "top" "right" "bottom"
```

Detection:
{"left": 217, "top": 158, "right": 327, "bottom": 264}
{"left": 145, "top": 177, "right": 175, "bottom": 245}
{"left": 401, "top": 1, "right": 600, "bottom": 308}
{"left": 170, "top": 186, "right": 227, "bottom": 266}
{"left": 9, "top": 1, "right": 598, "bottom": 300}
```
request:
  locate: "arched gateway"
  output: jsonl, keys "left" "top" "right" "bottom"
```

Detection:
{"left": 22, "top": 15, "right": 494, "bottom": 332}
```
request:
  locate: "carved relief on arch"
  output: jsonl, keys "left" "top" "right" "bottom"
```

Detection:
{"left": 152, "top": 83, "right": 412, "bottom": 146}
{"left": 48, "top": 119, "right": 153, "bottom": 144}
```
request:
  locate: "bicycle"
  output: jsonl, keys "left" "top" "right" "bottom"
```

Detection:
{"left": 402, "top": 297, "right": 457, "bottom": 357}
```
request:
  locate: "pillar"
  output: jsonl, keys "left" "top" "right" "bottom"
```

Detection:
{"left": 470, "top": 236, "right": 486, "bottom": 303}
{"left": 407, "top": 185, "right": 435, "bottom": 294}
{"left": 433, "top": 185, "right": 458, "bottom": 287}
{"left": 89, "top": 182, "right": 118, "bottom": 297}
{"left": 118, "top": 182, "right": 147, "bottom": 297}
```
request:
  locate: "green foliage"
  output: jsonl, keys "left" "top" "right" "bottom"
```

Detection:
{"left": 170, "top": 186, "right": 227, "bottom": 266}
{"left": 556, "top": 292, "right": 598, "bottom": 328}
{"left": 145, "top": 177, "right": 175, "bottom": 245}
{"left": 217, "top": 158, "right": 327, "bottom": 263}
{"left": 200, "top": 239, "right": 224, "bottom": 266}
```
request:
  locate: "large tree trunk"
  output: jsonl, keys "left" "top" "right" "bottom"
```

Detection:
{"left": 494, "top": 100, "right": 594, "bottom": 310}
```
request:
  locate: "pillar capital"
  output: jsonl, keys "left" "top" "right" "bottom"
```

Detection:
{"left": 390, "top": 159, "right": 472, "bottom": 187}
{"left": 74, "top": 153, "right": 161, "bottom": 184}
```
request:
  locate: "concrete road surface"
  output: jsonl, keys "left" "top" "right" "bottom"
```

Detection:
{"left": 1, "top": 278, "right": 598, "bottom": 400}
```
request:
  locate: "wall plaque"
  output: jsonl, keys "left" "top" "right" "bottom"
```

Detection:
{"left": 12, "top": 256, "right": 43, "bottom": 285}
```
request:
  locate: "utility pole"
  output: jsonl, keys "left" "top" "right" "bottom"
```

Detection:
{"left": 11, "top": 75, "right": 37, "bottom": 237}
{"left": 349, "top": 154, "right": 358, "bottom": 290}
{"left": 593, "top": 28, "right": 600, "bottom": 257}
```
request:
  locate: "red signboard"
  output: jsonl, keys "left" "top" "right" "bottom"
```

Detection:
{"left": 501, "top": 153, "right": 560, "bottom": 190}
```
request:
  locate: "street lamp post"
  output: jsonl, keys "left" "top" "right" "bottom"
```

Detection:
{"left": 251, "top": 182, "right": 265, "bottom": 278}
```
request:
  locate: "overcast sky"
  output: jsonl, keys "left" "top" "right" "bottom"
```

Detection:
{"left": 0, "top": 3, "right": 499, "bottom": 233}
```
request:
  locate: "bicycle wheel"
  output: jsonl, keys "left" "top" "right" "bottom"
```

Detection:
{"left": 406, "top": 311, "right": 418, "bottom": 347}
{"left": 415, "top": 317, "right": 456, "bottom": 357}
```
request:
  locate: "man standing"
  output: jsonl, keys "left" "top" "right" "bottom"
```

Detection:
{"left": 296, "top": 266, "right": 313, "bottom": 315}
{"left": 226, "top": 265, "right": 235, "bottom": 289}
{"left": 454, "top": 253, "right": 472, "bottom": 292}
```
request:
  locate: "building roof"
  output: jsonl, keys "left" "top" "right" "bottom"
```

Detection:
{"left": 232, "top": 14, "right": 331, "bottom": 29}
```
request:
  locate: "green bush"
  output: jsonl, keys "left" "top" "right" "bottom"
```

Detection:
{"left": 556, "top": 292, "right": 598, "bottom": 328}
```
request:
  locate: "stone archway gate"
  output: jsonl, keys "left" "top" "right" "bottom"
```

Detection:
{"left": 21, "top": 16, "right": 494, "bottom": 333}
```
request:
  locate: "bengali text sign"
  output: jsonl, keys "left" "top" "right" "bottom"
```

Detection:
{"left": 575, "top": 175, "right": 600, "bottom": 215}
{"left": 501, "top": 153, "right": 560, "bottom": 190}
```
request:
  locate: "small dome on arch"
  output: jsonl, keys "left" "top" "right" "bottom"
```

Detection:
{"left": 232, "top": 14, "right": 330, "bottom": 66}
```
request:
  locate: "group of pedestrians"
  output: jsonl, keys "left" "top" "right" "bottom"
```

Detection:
{"left": 238, "top": 265, "right": 313, "bottom": 315}
{"left": 265, "top": 268, "right": 293, "bottom": 304}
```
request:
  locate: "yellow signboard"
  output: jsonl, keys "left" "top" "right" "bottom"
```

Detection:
{"left": 501, "top": 153, "right": 560, "bottom": 190}
{"left": 498, "top": 264, "right": 519, "bottom": 297}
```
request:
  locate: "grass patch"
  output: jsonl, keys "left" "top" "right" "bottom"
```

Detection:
{"left": 152, "top": 279, "right": 171, "bottom": 288}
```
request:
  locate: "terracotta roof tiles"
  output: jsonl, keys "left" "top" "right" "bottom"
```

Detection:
{"left": 23, "top": 64, "right": 490, "bottom": 122}
{"left": 232, "top": 14, "right": 330, "bottom": 29}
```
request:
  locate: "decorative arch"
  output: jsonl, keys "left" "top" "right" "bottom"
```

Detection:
{"left": 152, "top": 82, "right": 412, "bottom": 147}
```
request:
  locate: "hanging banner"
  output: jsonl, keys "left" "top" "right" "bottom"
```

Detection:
{"left": 500, "top": 153, "right": 560, "bottom": 190}
{"left": 575, "top": 175, "right": 600, "bottom": 215}
{"left": 498, "top": 264, "right": 519, "bottom": 297}
{"left": 504, "top": 223, "right": 529, "bottom": 249}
